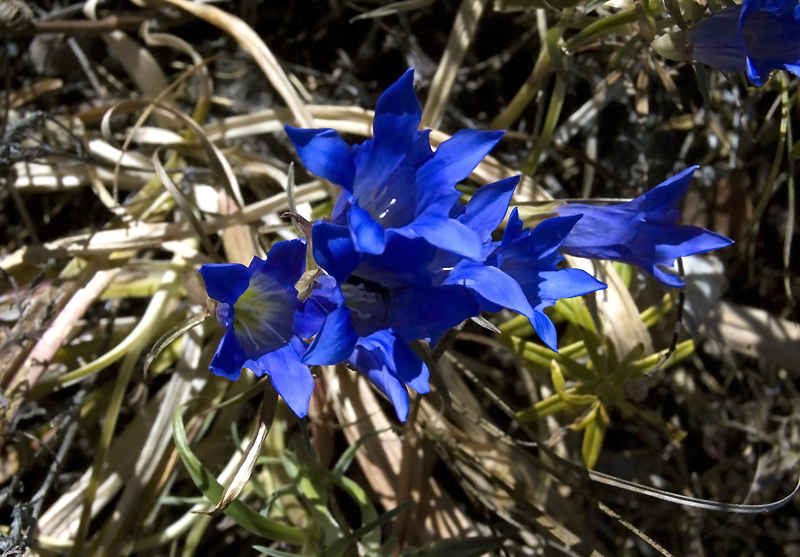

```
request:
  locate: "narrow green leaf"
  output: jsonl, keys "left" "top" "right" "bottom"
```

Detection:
{"left": 333, "top": 427, "right": 392, "bottom": 477}
{"left": 144, "top": 309, "right": 209, "bottom": 377}
{"left": 581, "top": 410, "right": 606, "bottom": 470}
{"left": 171, "top": 405, "right": 307, "bottom": 545}
{"left": 325, "top": 501, "right": 415, "bottom": 556}
{"left": 516, "top": 394, "right": 569, "bottom": 421}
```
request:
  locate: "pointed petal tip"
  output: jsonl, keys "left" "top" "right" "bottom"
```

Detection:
{"left": 285, "top": 126, "right": 356, "bottom": 189}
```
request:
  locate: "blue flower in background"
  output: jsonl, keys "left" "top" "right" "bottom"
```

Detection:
{"left": 285, "top": 68, "right": 504, "bottom": 261}
{"left": 689, "top": 0, "right": 800, "bottom": 85}
{"left": 440, "top": 178, "right": 607, "bottom": 351}
{"left": 198, "top": 239, "right": 316, "bottom": 418}
{"left": 300, "top": 223, "right": 480, "bottom": 422}
{"left": 557, "top": 166, "right": 734, "bottom": 288}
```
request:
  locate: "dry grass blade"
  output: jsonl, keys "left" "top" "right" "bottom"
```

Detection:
{"left": 322, "top": 365, "right": 482, "bottom": 545}
{"left": 140, "top": 22, "right": 214, "bottom": 121}
{"left": 200, "top": 382, "right": 279, "bottom": 516}
{"left": 100, "top": 98, "right": 244, "bottom": 207}
{"left": 10, "top": 267, "right": 119, "bottom": 392}
{"left": 0, "top": 183, "right": 327, "bottom": 271}
{"left": 4, "top": 79, "right": 63, "bottom": 108}
{"left": 420, "top": 0, "right": 490, "bottom": 129}
{"left": 30, "top": 377, "right": 192, "bottom": 543}
{"left": 219, "top": 189, "right": 264, "bottom": 265}
{"left": 140, "top": 0, "right": 314, "bottom": 128}
{"left": 101, "top": 30, "right": 174, "bottom": 130}
{"left": 90, "top": 331, "right": 207, "bottom": 557}
{"left": 568, "top": 257, "right": 654, "bottom": 360}
{"left": 151, "top": 147, "right": 222, "bottom": 262}
{"left": 705, "top": 301, "right": 800, "bottom": 373}
{"left": 350, "top": 0, "right": 436, "bottom": 22}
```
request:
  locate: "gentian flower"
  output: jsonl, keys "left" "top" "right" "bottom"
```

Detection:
{"left": 440, "top": 177, "right": 607, "bottom": 351}
{"left": 687, "top": 0, "right": 800, "bottom": 85}
{"left": 285, "top": 68, "right": 504, "bottom": 260}
{"left": 557, "top": 166, "right": 734, "bottom": 288}
{"left": 198, "top": 239, "right": 316, "bottom": 418}
{"left": 300, "top": 226, "right": 480, "bottom": 422}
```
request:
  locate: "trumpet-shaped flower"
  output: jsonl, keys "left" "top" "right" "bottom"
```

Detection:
{"left": 198, "top": 239, "right": 316, "bottom": 418}
{"left": 440, "top": 178, "right": 607, "bottom": 351}
{"left": 557, "top": 166, "right": 734, "bottom": 288}
{"left": 301, "top": 220, "right": 480, "bottom": 421}
{"left": 688, "top": 0, "right": 800, "bottom": 85}
{"left": 285, "top": 68, "right": 504, "bottom": 261}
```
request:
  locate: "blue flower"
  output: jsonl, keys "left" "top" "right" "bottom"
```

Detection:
{"left": 285, "top": 68, "right": 504, "bottom": 261}
{"left": 198, "top": 239, "right": 316, "bottom": 418}
{"left": 688, "top": 0, "right": 800, "bottom": 85}
{"left": 557, "top": 166, "right": 734, "bottom": 288}
{"left": 439, "top": 178, "right": 607, "bottom": 351}
{"left": 300, "top": 223, "right": 480, "bottom": 422}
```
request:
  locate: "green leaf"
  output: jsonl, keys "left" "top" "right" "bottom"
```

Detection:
{"left": 171, "top": 405, "right": 307, "bottom": 546}
{"left": 581, "top": 407, "right": 606, "bottom": 470}
{"left": 332, "top": 427, "right": 391, "bottom": 476}
{"left": 325, "top": 501, "right": 416, "bottom": 557}
{"left": 516, "top": 394, "right": 570, "bottom": 421}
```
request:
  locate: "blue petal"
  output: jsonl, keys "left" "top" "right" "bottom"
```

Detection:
{"left": 347, "top": 201, "right": 387, "bottom": 255}
{"left": 739, "top": 0, "right": 793, "bottom": 28}
{"left": 350, "top": 336, "right": 410, "bottom": 422}
{"left": 387, "top": 284, "right": 481, "bottom": 342}
{"left": 389, "top": 336, "right": 430, "bottom": 395}
{"left": 740, "top": 0, "right": 760, "bottom": 29}
{"left": 642, "top": 224, "right": 734, "bottom": 262}
{"left": 374, "top": 69, "right": 421, "bottom": 138}
{"left": 416, "top": 129, "right": 504, "bottom": 209}
{"left": 209, "top": 330, "right": 245, "bottom": 380}
{"left": 688, "top": 7, "right": 749, "bottom": 73}
{"left": 405, "top": 129, "right": 435, "bottom": 167}
{"left": 500, "top": 207, "right": 525, "bottom": 251}
{"left": 285, "top": 126, "right": 356, "bottom": 190}
{"left": 530, "top": 310, "right": 559, "bottom": 353}
{"left": 639, "top": 166, "right": 698, "bottom": 215}
{"left": 402, "top": 216, "right": 483, "bottom": 260}
{"left": 262, "top": 239, "right": 307, "bottom": 287}
{"left": 302, "top": 306, "right": 358, "bottom": 365}
{"left": 746, "top": 56, "right": 767, "bottom": 85}
{"left": 647, "top": 265, "right": 688, "bottom": 288}
{"left": 444, "top": 261, "right": 533, "bottom": 317}
{"left": 296, "top": 275, "right": 343, "bottom": 338}
{"left": 354, "top": 69, "right": 422, "bottom": 195}
{"left": 312, "top": 220, "right": 362, "bottom": 283}
{"left": 506, "top": 215, "right": 581, "bottom": 267}
{"left": 248, "top": 337, "right": 315, "bottom": 418}
{"left": 354, "top": 233, "right": 437, "bottom": 289}
{"left": 558, "top": 205, "right": 639, "bottom": 250}
{"left": 459, "top": 176, "right": 519, "bottom": 240}
{"left": 533, "top": 269, "right": 607, "bottom": 306}
{"left": 198, "top": 263, "right": 252, "bottom": 304}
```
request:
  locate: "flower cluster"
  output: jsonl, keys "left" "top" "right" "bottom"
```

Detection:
{"left": 197, "top": 70, "right": 732, "bottom": 422}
